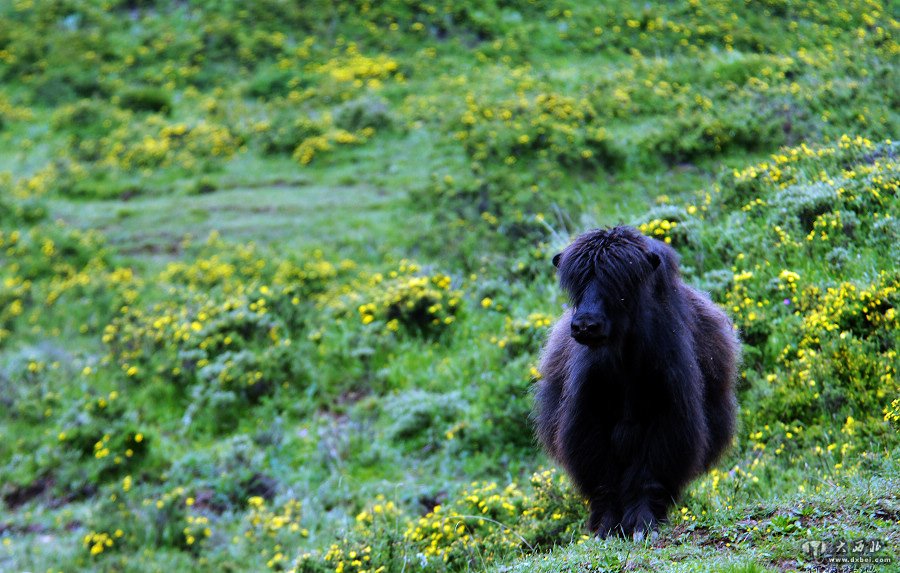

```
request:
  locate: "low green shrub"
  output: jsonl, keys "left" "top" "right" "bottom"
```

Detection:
{"left": 118, "top": 86, "right": 173, "bottom": 114}
{"left": 333, "top": 95, "right": 394, "bottom": 132}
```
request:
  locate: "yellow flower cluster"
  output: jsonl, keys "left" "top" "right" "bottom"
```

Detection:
{"left": 340, "top": 261, "right": 461, "bottom": 334}
{"left": 731, "top": 135, "right": 877, "bottom": 192}
{"left": 9, "top": 163, "right": 66, "bottom": 198}
{"left": 101, "top": 118, "right": 242, "bottom": 171}
{"left": 245, "top": 497, "right": 307, "bottom": 541}
{"left": 319, "top": 543, "right": 377, "bottom": 573}
{"left": 291, "top": 470, "right": 583, "bottom": 572}
{"left": 0, "top": 218, "right": 141, "bottom": 344}
{"left": 159, "top": 234, "right": 344, "bottom": 296}
{"left": 101, "top": 239, "right": 356, "bottom": 397}
{"left": 83, "top": 530, "right": 121, "bottom": 557}
{"left": 404, "top": 481, "right": 525, "bottom": 564}
{"left": 143, "top": 485, "right": 188, "bottom": 511}
{"left": 805, "top": 210, "right": 843, "bottom": 243}
{"left": 0, "top": 93, "right": 32, "bottom": 123}
{"left": 354, "top": 495, "right": 399, "bottom": 526}
{"left": 290, "top": 495, "right": 399, "bottom": 573}
{"left": 764, "top": 272, "right": 899, "bottom": 435}
{"left": 638, "top": 218, "right": 678, "bottom": 244}
{"left": 317, "top": 44, "right": 401, "bottom": 91}
{"left": 160, "top": 255, "right": 238, "bottom": 289}
{"left": 183, "top": 514, "right": 212, "bottom": 548}
{"left": 293, "top": 126, "right": 373, "bottom": 165}
{"left": 885, "top": 396, "right": 900, "bottom": 426}
{"left": 457, "top": 87, "right": 613, "bottom": 167}
{"left": 490, "top": 312, "right": 554, "bottom": 354}
{"left": 800, "top": 273, "right": 898, "bottom": 336}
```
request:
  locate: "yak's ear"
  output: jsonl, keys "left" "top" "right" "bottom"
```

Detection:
{"left": 552, "top": 252, "right": 562, "bottom": 268}
{"left": 646, "top": 250, "right": 661, "bottom": 270}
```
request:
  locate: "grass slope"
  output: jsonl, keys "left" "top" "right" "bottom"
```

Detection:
{"left": 0, "top": 1, "right": 898, "bottom": 572}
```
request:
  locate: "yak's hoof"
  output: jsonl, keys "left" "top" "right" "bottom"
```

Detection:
{"left": 632, "top": 528, "right": 660, "bottom": 543}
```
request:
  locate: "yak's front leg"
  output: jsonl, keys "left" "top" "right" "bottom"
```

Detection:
{"left": 587, "top": 492, "right": 620, "bottom": 538}
{"left": 618, "top": 410, "right": 705, "bottom": 538}
{"left": 619, "top": 477, "right": 669, "bottom": 539}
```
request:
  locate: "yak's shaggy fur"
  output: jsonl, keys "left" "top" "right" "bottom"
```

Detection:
{"left": 533, "top": 226, "right": 739, "bottom": 538}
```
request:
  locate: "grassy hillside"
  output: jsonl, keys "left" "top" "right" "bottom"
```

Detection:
{"left": 0, "top": 1, "right": 897, "bottom": 571}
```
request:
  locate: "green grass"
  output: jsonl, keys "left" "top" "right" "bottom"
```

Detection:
{"left": 45, "top": 131, "right": 460, "bottom": 265}
{"left": 502, "top": 461, "right": 900, "bottom": 572}
{"left": 50, "top": 180, "right": 401, "bottom": 261}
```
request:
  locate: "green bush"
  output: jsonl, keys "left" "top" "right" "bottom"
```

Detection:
{"left": 47, "top": 389, "right": 152, "bottom": 490}
{"left": 31, "top": 69, "right": 109, "bottom": 105}
{"left": 645, "top": 105, "right": 783, "bottom": 164}
{"left": 256, "top": 113, "right": 328, "bottom": 155}
{"left": 460, "top": 90, "right": 622, "bottom": 170}
{"left": 382, "top": 390, "right": 467, "bottom": 451}
{"left": 333, "top": 95, "right": 394, "bottom": 132}
{"left": 673, "top": 138, "right": 899, "bottom": 444}
{"left": 166, "top": 435, "right": 275, "bottom": 509}
{"left": 247, "top": 67, "right": 306, "bottom": 99}
{"left": 118, "top": 86, "right": 173, "bottom": 114}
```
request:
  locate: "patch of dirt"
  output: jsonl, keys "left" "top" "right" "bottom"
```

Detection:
{"left": 3, "top": 476, "right": 98, "bottom": 511}
{"left": 119, "top": 187, "right": 144, "bottom": 201}
{"left": 418, "top": 492, "right": 447, "bottom": 515}
{"left": 204, "top": 204, "right": 290, "bottom": 214}
{"left": 2, "top": 476, "right": 54, "bottom": 509}
{"left": 117, "top": 235, "right": 182, "bottom": 256}
{"left": 217, "top": 178, "right": 311, "bottom": 191}
{"left": 0, "top": 522, "right": 48, "bottom": 535}
{"left": 244, "top": 472, "right": 278, "bottom": 501}
{"left": 188, "top": 488, "right": 227, "bottom": 514}
{"left": 337, "top": 387, "right": 371, "bottom": 407}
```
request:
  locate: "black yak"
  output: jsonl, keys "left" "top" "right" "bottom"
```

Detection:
{"left": 533, "top": 226, "right": 739, "bottom": 538}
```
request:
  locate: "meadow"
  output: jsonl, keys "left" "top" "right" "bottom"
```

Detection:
{"left": 0, "top": 1, "right": 898, "bottom": 571}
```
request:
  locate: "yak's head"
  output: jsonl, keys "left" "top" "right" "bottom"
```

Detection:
{"left": 552, "top": 226, "right": 668, "bottom": 347}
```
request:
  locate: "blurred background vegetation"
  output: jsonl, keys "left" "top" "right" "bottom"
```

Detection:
{"left": 0, "top": 0, "right": 897, "bottom": 571}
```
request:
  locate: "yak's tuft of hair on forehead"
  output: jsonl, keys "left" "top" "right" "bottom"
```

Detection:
{"left": 557, "top": 226, "right": 656, "bottom": 302}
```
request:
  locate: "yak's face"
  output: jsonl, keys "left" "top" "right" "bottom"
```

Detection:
{"left": 566, "top": 279, "right": 620, "bottom": 346}
{"left": 553, "top": 227, "right": 661, "bottom": 347}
